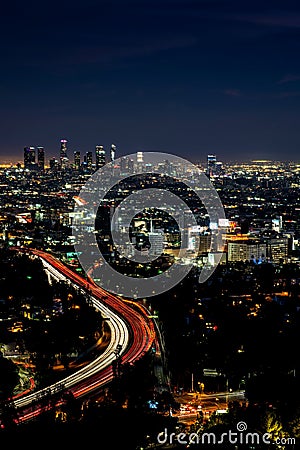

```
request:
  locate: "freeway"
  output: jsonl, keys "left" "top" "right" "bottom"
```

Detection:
{"left": 10, "top": 248, "right": 156, "bottom": 422}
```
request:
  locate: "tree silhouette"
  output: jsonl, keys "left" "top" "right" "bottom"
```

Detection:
{"left": 0, "top": 352, "right": 19, "bottom": 401}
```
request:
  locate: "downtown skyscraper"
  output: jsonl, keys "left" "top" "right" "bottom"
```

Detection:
{"left": 37, "top": 147, "right": 45, "bottom": 171}
{"left": 60, "top": 139, "right": 69, "bottom": 169}
{"left": 24, "top": 146, "right": 36, "bottom": 169}
{"left": 110, "top": 144, "right": 116, "bottom": 164}
{"left": 95, "top": 145, "right": 106, "bottom": 169}
{"left": 74, "top": 151, "right": 81, "bottom": 171}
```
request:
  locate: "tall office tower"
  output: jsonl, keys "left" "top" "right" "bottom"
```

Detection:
{"left": 60, "top": 139, "right": 67, "bottom": 158}
{"left": 49, "top": 157, "right": 59, "bottom": 171}
{"left": 37, "top": 147, "right": 45, "bottom": 171}
{"left": 137, "top": 151, "right": 144, "bottom": 164}
{"left": 95, "top": 145, "right": 106, "bottom": 169}
{"left": 120, "top": 157, "right": 129, "bottom": 173}
{"left": 164, "top": 159, "right": 172, "bottom": 175}
{"left": 110, "top": 205, "right": 120, "bottom": 233}
{"left": 215, "top": 161, "right": 224, "bottom": 176}
{"left": 266, "top": 237, "right": 289, "bottom": 263}
{"left": 74, "top": 151, "right": 81, "bottom": 171}
{"left": 86, "top": 151, "right": 93, "bottom": 170}
{"left": 137, "top": 151, "right": 144, "bottom": 171}
{"left": 110, "top": 144, "right": 116, "bottom": 163}
{"left": 207, "top": 154, "right": 217, "bottom": 177}
{"left": 148, "top": 220, "right": 164, "bottom": 256}
{"left": 128, "top": 158, "right": 134, "bottom": 173}
{"left": 272, "top": 216, "right": 283, "bottom": 233}
{"left": 24, "top": 146, "right": 36, "bottom": 169}
{"left": 60, "top": 139, "right": 68, "bottom": 169}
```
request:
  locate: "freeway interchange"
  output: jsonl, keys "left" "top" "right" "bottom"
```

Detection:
{"left": 10, "top": 248, "right": 156, "bottom": 423}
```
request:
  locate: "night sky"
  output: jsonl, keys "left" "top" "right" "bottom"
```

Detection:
{"left": 1, "top": 0, "right": 300, "bottom": 163}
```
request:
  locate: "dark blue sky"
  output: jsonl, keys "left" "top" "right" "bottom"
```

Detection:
{"left": 1, "top": 0, "right": 300, "bottom": 163}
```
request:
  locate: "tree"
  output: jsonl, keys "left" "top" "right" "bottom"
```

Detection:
{"left": 261, "top": 410, "right": 286, "bottom": 445}
{"left": 288, "top": 413, "right": 300, "bottom": 439}
{"left": 0, "top": 353, "right": 19, "bottom": 401}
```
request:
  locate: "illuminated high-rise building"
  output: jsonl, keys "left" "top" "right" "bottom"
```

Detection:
{"left": 137, "top": 151, "right": 144, "bottom": 171}
{"left": 272, "top": 216, "right": 283, "bottom": 233}
{"left": 86, "top": 151, "right": 93, "bottom": 170}
{"left": 24, "top": 146, "right": 36, "bottom": 169}
{"left": 49, "top": 157, "right": 59, "bottom": 171}
{"left": 110, "top": 144, "right": 116, "bottom": 163}
{"left": 37, "top": 147, "right": 45, "bottom": 171}
{"left": 266, "top": 237, "right": 289, "bottom": 263}
{"left": 95, "top": 145, "right": 106, "bottom": 169}
{"left": 74, "top": 151, "right": 81, "bottom": 171}
{"left": 148, "top": 220, "right": 164, "bottom": 256}
{"left": 60, "top": 139, "right": 67, "bottom": 158}
{"left": 215, "top": 161, "right": 224, "bottom": 176}
{"left": 207, "top": 154, "right": 217, "bottom": 177}
{"left": 60, "top": 139, "right": 68, "bottom": 169}
{"left": 137, "top": 151, "right": 144, "bottom": 164}
{"left": 120, "top": 157, "right": 129, "bottom": 174}
{"left": 128, "top": 158, "right": 134, "bottom": 173}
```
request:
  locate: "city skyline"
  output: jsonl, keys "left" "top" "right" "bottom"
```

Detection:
{"left": 0, "top": 138, "right": 300, "bottom": 167}
{"left": 1, "top": 0, "right": 300, "bottom": 162}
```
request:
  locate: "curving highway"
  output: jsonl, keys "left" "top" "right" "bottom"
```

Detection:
{"left": 10, "top": 248, "right": 156, "bottom": 422}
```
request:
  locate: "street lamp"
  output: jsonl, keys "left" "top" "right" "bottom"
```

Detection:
{"left": 198, "top": 381, "right": 204, "bottom": 405}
